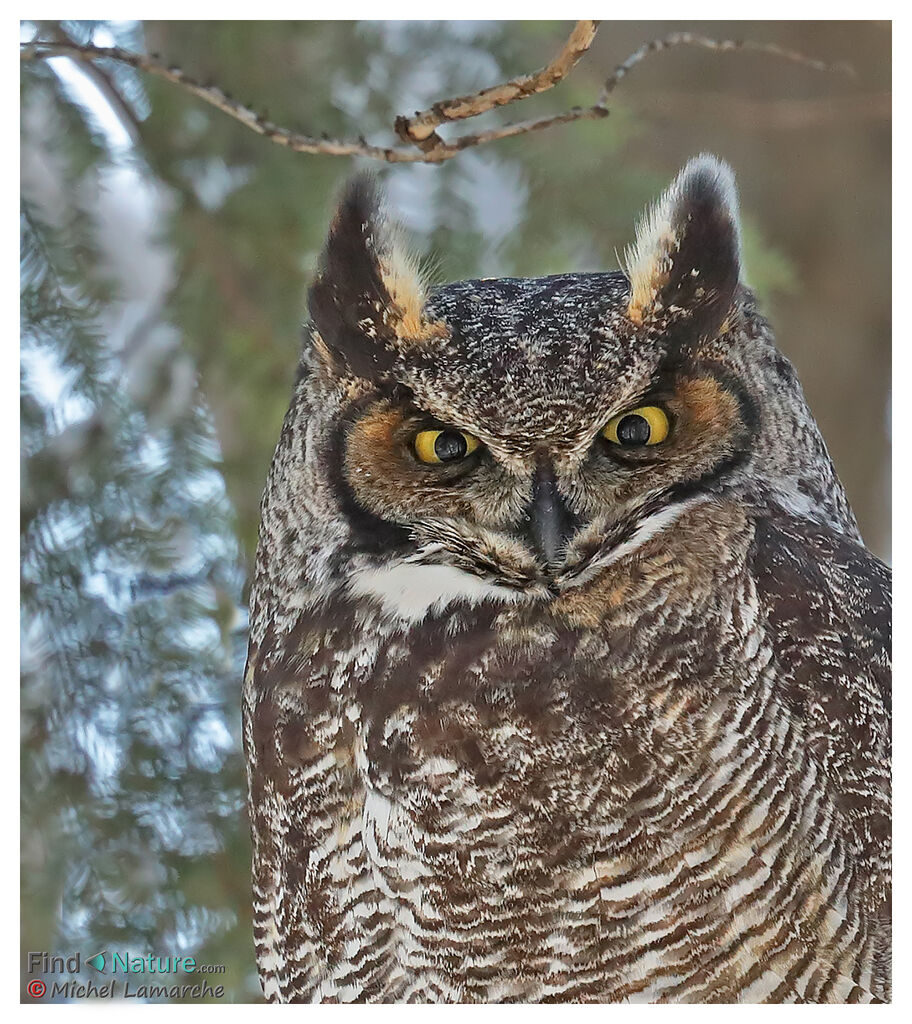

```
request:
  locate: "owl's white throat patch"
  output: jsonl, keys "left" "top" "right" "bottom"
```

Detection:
{"left": 348, "top": 560, "right": 532, "bottom": 622}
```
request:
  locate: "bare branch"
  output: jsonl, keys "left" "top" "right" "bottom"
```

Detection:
{"left": 445, "top": 103, "right": 611, "bottom": 153}
{"left": 20, "top": 27, "right": 853, "bottom": 166}
{"left": 600, "top": 32, "right": 853, "bottom": 102}
{"left": 20, "top": 40, "right": 420, "bottom": 163}
{"left": 395, "top": 20, "right": 599, "bottom": 151}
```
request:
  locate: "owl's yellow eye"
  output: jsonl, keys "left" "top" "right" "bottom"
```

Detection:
{"left": 603, "top": 405, "right": 671, "bottom": 447}
{"left": 413, "top": 428, "right": 480, "bottom": 464}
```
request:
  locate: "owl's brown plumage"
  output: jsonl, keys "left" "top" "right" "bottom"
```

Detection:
{"left": 243, "top": 157, "right": 891, "bottom": 1002}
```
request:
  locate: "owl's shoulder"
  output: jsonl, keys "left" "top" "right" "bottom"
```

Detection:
{"left": 750, "top": 506, "right": 889, "bottom": 658}
{"left": 748, "top": 504, "right": 890, "bottom": 746}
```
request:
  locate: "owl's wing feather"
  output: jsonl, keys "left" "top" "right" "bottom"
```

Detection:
{"left": 750, "top": 508, "right": 890, "bottom": 726}
{"left": 735, "top": 509, "right": 890, "bottom": 1003}
{"left": 750, "top": 508, "right": 891, "bottom": 970}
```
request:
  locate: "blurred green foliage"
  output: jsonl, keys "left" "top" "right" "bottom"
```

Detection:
{"left": 21, "top": 19, "right": 886, "bottom": 1003}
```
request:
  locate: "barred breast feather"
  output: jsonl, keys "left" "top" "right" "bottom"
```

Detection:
{"left": 243, "top": 497, "right": 891, "bottom": 1003}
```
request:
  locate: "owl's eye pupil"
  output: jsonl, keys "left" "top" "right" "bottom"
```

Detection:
{"left": 434, "top": 430, "right": 468, "bottom": 462}
{"left": 616, "top": 414, "right": 652, "bottom": 445}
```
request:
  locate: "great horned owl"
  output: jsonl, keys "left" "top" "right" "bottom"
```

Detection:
{"left": 243, "top": 156, "right": 891, "bottom": 1003}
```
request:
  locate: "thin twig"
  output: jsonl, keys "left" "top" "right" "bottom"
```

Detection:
{"left": 20, "top": 28, "right": 852, "bottom": 166}
{"left": 395, "top": 20, "right": 599, "bottom": 150}
{"left": 445, "top": 103, "right": 611, "bottom": 152}
{"left": 600, "top": 32, "right": 853, "bottom": 102}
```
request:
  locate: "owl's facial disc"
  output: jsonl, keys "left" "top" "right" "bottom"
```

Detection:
{"left": 337, "top": 365, "right": 754, "bottom": 597}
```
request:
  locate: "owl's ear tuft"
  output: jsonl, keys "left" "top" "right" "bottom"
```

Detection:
{"left": 625, "top": 155, "right": 741, "bottom": 337}
{"left": 308, "top": 175, "right": 437, "bottom": 380}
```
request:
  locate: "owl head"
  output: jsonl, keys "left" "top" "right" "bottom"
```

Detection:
{"left": 253, "top": 156, "right": 852, "bottom": 629}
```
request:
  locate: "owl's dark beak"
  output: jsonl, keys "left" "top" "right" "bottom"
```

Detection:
{"left": 525, "top": 460, "right": 577, "bottom": 568}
